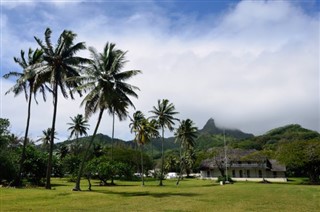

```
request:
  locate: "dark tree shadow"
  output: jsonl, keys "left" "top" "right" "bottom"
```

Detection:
{"left": 93, "top": 190, "right": 199, "bottom": 198}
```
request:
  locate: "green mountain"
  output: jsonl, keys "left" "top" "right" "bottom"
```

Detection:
{"left": 56, "top": 120, "right": 319, "bottom": 155}
{"left": 231, "top": 124, "right": 320, "bottom": 150}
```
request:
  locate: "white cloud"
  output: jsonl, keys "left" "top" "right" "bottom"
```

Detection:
{"left": 1, "top": 0, "right": 319, "bottom": 142}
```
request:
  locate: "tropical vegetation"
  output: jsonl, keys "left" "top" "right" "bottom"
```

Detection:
{"left": 1, "top": 27, "right": 320, "bottom": 194}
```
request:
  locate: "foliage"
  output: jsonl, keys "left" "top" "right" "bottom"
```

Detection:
{"left": 277, "top": 138, "right": 320, "bottom": 184}
{"left": 216, "top": 175, "right": 234, "bottom": 183}
{"left": 0, "top": 118, "right": 19, "bottom": 184}
{"left": 23, "top": 145, "right": 48, "bottom": 185}
{"left": 0, "top": 148, "right": 19, "bottom": 184}
{"left": 62, "top": 155, "right": 82, "bottom": 181}
{"left": 86, "top": 157, "right": 131, "bottom": 184}
{"left": 0, "top": 118, "right": 10, "bottom": 138}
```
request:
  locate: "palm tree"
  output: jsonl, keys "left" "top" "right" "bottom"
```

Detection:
{"left": 130, "top": 111, "right": 147, "bottom": 185}
{"left": 147, "top": 118, "right": 160, "bottom": 176}
{"left": 174, "top": 119, "right": 198, "bottom": 185}
{"left": 150, "top": 99, "right": 179, "bottom": 186}
{"left": 67, "top": 114, "right": 89, "bottom": 143}
{"left": 37, "top": 128, "right": 57, "bottom": 151}
{"left": 3, "top": 48, "right": 47, "bottom": 186}
{"left": 73, "top": 42, "right": 141, "bottom": 191}
{"left": 34, "top": 28, "right": 89, "bottom": 189}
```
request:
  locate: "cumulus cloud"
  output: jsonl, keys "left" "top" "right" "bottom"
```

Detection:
{"left": 1, "top": 0, "right": 319, "bottom": 141}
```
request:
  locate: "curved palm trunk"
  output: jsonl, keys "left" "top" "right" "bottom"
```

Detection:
{"left": 140, "top": 144, "right": 145, "bottom": 186}
{"left": 16, "top": 87, "right": 33, "bottom": 187}
{"left": 74, "top": 109, "right": 104, "bottom": 191}
{"left": 46, "top": 84, "right": 58, "bottom": 190}
{"left": 159, "top": 127, "right": 164, "bottom": 186}
{"left": 111, "top": 111, "right": 115, "bottom": 185}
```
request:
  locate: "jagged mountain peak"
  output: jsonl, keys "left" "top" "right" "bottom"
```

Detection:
{"left": 199, "top": 118, "right": 254, "bottom": 139}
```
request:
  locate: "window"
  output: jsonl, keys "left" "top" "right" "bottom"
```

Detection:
{"left": 247, "top": 170, "right": 250, "bottom": 178}
{"left": 259, "top": 170, "right": 262, "bottom": 178}
{"left": 232, "top": 170, "right": 236, "bottom": 177}
{"left": 273, "top": 171, "right": 277, "bottom": 178}
{"left": 239, "top": 170, "right": 243, "bottom": 178}
{"left": 207, "top": 171, "right": 210, "bottom": 177}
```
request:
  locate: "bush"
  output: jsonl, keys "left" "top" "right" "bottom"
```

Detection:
{"left": 216, "top": 175, "right": 234, "bottom": 183}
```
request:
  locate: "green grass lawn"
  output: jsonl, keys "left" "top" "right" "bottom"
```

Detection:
{"left": 1, "top": 178, "right": 319, "bottom": 211}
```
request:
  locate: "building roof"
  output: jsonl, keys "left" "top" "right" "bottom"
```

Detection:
{"left": 199, "top": 149, "right": 286, "bottom": 171}
{"left": 269, "top": 159, "right": 286, "bottom": 172}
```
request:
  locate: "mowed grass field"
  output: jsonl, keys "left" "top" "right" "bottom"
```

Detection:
{"left": 1, "top": 178, "right": 319, "bottom": 211}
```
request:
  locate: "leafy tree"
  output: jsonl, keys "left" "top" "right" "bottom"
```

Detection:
{"left": 174, "top": 119, "right": 198, "bottom": 185}
{"left": 62, "top": 154, "right": 82, "bottom": 181}
{"left": 73, "top": 43, "right": 140, "bottom": 191}
{"left": 0, "top": 118, "right": 10, "bottom": 145}
{"left": 150, "top": 99, "right": 179, "bottom": 186}
{"left": 3, "top": 49, "right": 47, "bottom": 186}
{"left": 277, "top": 139, "right": 320, "bottom": 184}
{"left": 34, "top": 28, "right": 89, "bottom": 189}
{"left": 0, "top": 120, "right": 19, "bottom": 185}
{"left": 23, "top": 145, "right": 48, "bottom": 185}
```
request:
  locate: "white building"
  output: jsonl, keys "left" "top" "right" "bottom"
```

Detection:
{"left": 199, "top": 149, "right": 287, "bottom": 182}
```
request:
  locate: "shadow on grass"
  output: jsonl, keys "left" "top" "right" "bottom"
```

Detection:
{"left": 93, "top": 190, "right": 199, "bottom": 198}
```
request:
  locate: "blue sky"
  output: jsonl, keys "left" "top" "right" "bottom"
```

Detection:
{"left": 1, "top": 0, "right": 319, "bottom": 142}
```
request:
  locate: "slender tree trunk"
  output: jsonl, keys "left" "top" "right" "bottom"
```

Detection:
{"left": 111, "top": 111, "right": 115, "bottom": 185}
{"left": 46, "top": 84, "right": 58, "bottom": 189}
{"left": 176, "top": 143, "right": 183, "bottom": 186}
{"left": 141, "top": 144, "right": 145, "bottom": 186}
{"left": 151, "top": 139, "right": 155, "bottom": 178}
{"left": 15, "top": 88, "right": 33, "bottom": 187}
{"left": 73, "top": 109, "right": 104, "bottom": 191}
{"left": 159, "top": 127, "right": 164, "bottom": 186}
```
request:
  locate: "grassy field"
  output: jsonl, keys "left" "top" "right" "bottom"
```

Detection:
{"left": 1, "top": 178, "right": 319, "bottom": 211}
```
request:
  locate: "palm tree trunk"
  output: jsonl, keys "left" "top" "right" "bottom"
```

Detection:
{"left": 46, "top": 84, "right": 58, "bottom": 190}
{"left": 141, "top": 144, "right": 144, "bottom": 186}
{"left": 151, "top": 139, "right": 155, "bottom": 178}
{"left": 111, "top": 110, "right": 115, "bottom": 185}
{"left": 176, "top": 143, "right": 183, "bottom": 185}
{"left": 16, "top": 88, "right": 33, "bottom": 187}
{"left": 74, "top": 109, "right": 104, "bottom": 191}
{"left": 159, "top": 127, "right": 164, "bottom": 186}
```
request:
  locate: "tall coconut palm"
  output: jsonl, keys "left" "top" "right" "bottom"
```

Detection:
{"left": 33, "top": 28, "right": 89, "bottom": 189}
{"left": 150, "top": 99, "right": 179, "bottom": 186}
{"left": 73, "top": 42, "right": 141, "bottom": 191}
{"left": 174, "top": 119, "right": 198, "bottom": 185}
{"left": 3, "top": 48, "right": 47, "bottom": 186}
{"left": 67, "top": 114, "right": 89, "bottom": 143}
